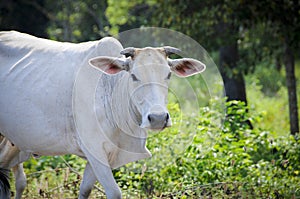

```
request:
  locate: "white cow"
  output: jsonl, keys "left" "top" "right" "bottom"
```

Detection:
{"left": 0, "top": 31, "right": 205, "bottom": 199}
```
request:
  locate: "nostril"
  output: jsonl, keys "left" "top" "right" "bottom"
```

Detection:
{"left": 146, "top": 112, "right": 170, "bottom": 129}
{"left": 147, "top": 113, "right": 169, "bottom": 124}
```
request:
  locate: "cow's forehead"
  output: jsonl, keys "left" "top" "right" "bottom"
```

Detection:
{"left": 130, "top": 47, "right": 170, "bottom": 80}
{"left": 135, "top": 47, "right": 166, "bottom": 56}
{"left": 132, "top": 47, "right": 167, "bottom": 65}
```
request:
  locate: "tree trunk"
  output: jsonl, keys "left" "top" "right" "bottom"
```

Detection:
{"left": 219, "top": 43, "right": 252, "bottom": 129}
{"left": 219, "top": 43, "right": 247, "bottom": 103}
{"left": 275, "top": 56, "right": 282, "bottom": 71}
{"left": 284, "top": 41, "right": 299, "bottom": 135}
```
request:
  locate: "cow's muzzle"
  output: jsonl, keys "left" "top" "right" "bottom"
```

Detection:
{"left": 141, "top": 111, "right": 172, "bottom": 131}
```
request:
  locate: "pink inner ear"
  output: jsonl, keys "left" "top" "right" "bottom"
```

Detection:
{"left": 104, "top": 64, "right": 122, "bottom": 74}
{"left": 175, "top": 62, "right": 196, "bottom": 76}
{"left": 175, "top": 66, "right": 187, "bottom": 75}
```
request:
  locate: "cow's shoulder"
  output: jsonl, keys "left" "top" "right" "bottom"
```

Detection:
{"left": 93, "top": 37, "right": 124, "bottom": 57}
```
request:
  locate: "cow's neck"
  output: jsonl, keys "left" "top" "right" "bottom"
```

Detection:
{"left": 113, "top": 73, "right": 146, "bottom": 138}
{"left": 103, "top": 73, "right": 151, "bottom": 168}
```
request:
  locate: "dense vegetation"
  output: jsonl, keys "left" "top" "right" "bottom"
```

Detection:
{"left": 14, "top": 105, "right": 300, "bottom": 199}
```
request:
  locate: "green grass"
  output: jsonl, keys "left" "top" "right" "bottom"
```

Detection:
{"left": 245, "top": 60, "right": 300, "bottom": 136}
{"left": 246, "top": 77, "right": 290, "bottom": 136}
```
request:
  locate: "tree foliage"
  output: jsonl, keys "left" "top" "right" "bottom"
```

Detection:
{"left": 242, "top": 0, "right": 300, "bottom": 134}
{"left": 44, "top": 0, "right": 110, "bottom": 42}
{"left": 0, "top": 0, "right": 48, "bottom": 37}
{"left": 106, "top": 0, "right": 300, "bottom": 133}
{"left": 106, "top": 0, "right": 155, "bottom": 35}
{"left": 0, "top": 0, "right": 111, "bottom": 42}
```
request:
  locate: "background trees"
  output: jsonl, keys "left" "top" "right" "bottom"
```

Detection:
{"left": 0, "top": 0, "right": 48, "bottom": 37}
{"left": 244, "top": 0, "right": 300, "bottom": 134}
{"left": 1, "top": 0, "right": 298, "bottom": 134}
{"left": 106, "top": 0, "right": 300, "bottom": 135}
{"left": 1, "top": 0, "right": 110, "bottom": 41}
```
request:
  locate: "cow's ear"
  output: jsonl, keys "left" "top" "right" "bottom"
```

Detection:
{"left": 89, "top": 56, "right": 129, "bottom": 75}
{"left": 168, "top": 58, "right": 206, "bottom": 77}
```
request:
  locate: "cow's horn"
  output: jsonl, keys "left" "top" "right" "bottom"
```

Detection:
{"left": 164, "top": 46, "right": 181, "bottom": 56}
{"left": 120, "top": 47, "right": 135, "bottom": 58}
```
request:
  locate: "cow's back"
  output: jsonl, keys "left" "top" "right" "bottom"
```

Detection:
{"left": 0, "top": 31, "right": 123, "bottom": 155}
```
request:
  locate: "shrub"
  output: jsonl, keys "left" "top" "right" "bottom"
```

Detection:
{"left": 14, "top": 100, "right": 299, "bottom": 198}
{"left": 115, "top": 100, "right": 300, "bottom": 198}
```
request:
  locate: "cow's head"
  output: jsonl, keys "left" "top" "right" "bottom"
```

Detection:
{"left": 89, "top": 47, "right": 205, "bottom": 131}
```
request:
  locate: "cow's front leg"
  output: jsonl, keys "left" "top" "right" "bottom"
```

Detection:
{"left": 79, "top": 162, "right": 97, "bottom": 199}
{"left": 86, "top": 154, "right": 121, "bottom": 199}
{"left": 12, "top": 163, "right": 26, "bottom": 199}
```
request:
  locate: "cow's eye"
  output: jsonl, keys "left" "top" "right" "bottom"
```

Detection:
{"left": 166, "top": 72, "right": 172, "bottom": 80}
{"left": 131, "top": 74, "right": 139, "bottom": 82}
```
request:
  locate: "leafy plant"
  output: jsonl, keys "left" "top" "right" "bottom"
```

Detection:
{"left": 10, "top": 100, "right": 300, "bottom": 198}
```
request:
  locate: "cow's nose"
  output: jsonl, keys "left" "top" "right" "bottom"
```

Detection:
{"left": 147, "top": 112, "right": 170, "bottom": 129}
